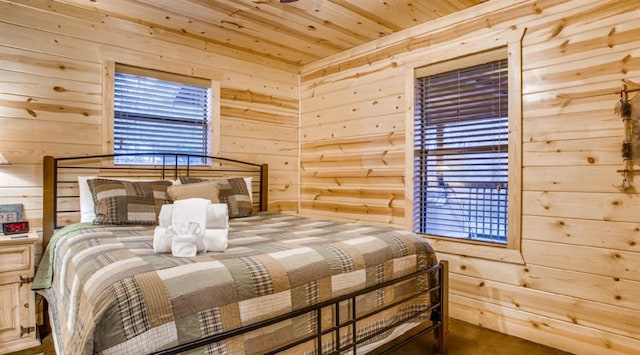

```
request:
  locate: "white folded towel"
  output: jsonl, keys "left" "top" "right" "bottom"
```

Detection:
{"left": 153, "top": 226, "right": 172, "bottom": 253}
{"left": 172, "top": 198, "right": 210, "bottom": 230}
{"left": 160, "top": 203, "right": 228, "bottom": 229}
{"left": 158, "top": 204, "right": 172, "bottom": 227}
{"left": 169, "top": 222, "right": 201, "bottom": 257}
{"left": 206, "top": 204, "right": 229, "bottom": 229}
{"left": 202, "top": 228, "right": 228, "bottom": 252}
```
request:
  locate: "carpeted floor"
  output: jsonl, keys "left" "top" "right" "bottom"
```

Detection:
{"left": 8, "top": 318, "right": 572, "bottom": 355}
{"left": 376, "top": 318, "right": 573, "bottom": 354}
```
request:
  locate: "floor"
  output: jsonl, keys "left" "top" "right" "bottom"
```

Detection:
{"left": 378, "top": 319, "right": 573, "bottom": 355}
{"left": 9, "top": 318, "right": 572, "bottom": 355}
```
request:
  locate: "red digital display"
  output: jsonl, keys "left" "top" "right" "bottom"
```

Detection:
{"left": 2, "top": 221, "right": 29, "bottom": 235}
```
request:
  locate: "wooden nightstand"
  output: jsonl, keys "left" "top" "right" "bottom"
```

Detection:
{"left": 0, "top": 231, "right": 40, "bottom": 354}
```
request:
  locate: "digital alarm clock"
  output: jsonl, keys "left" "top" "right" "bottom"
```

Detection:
{"left": 2, "top": 221, "right": 29, "bottom": 235}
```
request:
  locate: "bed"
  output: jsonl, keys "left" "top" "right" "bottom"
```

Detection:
{"left": 35, "top": 153, "right": 448, "bottom": 354}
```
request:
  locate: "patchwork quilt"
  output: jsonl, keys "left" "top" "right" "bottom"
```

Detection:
{"left": 33, "top": 212, "right": 438, "bottom": 354}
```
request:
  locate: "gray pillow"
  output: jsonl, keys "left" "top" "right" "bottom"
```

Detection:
{"left": 88, "top": 178, "right": 172, "bottom": 225}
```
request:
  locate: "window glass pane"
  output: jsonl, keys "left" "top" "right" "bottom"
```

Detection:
{"left": 114, "top": 71, "right": 211, "bottom": 165}
{"left": 414, "top": 58, "right": 508, "bottom": 244}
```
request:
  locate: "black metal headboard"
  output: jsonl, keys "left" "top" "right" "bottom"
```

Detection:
{"left": 42, "top": 153, "right": 268, "bottom": 248}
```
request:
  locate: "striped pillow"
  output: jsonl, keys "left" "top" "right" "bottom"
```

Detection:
{"left": 87, "top": 178, "right": 172, "bottom": 225}
{"left": 180, "top": 176, "right": 253, "bottom": 218}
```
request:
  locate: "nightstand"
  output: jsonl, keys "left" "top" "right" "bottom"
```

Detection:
{"left": 0, "top": 231, "right": 40, "bottom": 354}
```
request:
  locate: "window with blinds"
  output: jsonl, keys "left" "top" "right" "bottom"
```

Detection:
{"left": 113, "top": 65, "right": 211, "bottom": 165}
{"left": 413, "top": 52, "right": 509, "bottom": 244}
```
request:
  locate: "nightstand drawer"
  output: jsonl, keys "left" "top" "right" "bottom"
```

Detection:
{"left": 0, "top": 245, "right": 31, "bottom": 273}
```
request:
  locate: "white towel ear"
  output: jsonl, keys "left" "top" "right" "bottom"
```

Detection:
{"left": 185, "top": 221, "right": 202, "bottom": 236}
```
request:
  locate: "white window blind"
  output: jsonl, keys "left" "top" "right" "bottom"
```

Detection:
{"left": 113, "top": 65, "right": 211, "bottom": 165}
{"left": 414, "top": 55, "right": 509, "bottom": 244}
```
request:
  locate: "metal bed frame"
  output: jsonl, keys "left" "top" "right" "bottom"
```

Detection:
{"left": 40, "top": 153, "right": 448, "bottom": 354}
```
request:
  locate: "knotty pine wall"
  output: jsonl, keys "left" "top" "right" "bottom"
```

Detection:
{"left": 300, "top": 0, "right": 640, "bottom": 353}
{"left": 2, "top": 0, "right": 640, "bottom": 352}
{"left": 0, "top": 0, "right": 299, "bottom": 256}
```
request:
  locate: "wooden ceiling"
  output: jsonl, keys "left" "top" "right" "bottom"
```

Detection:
{"left": 54, "top": 0, "right": 487, "bottom": 70}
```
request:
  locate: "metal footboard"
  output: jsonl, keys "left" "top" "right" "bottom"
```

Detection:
{"left": 152, "top": 260, "right": 449, "bottom": 355}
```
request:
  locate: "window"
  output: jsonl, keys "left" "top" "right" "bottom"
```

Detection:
{"left": 413, "top": 47, "right": 516, "bottom": 246}
{"left": 113, "top": 64, "right": 212, "bottom": 165}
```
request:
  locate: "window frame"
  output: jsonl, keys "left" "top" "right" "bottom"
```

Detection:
{"left": 113, "top": 64, "right": 212, "bottom": 164}
{"left": 101, "top": 55, "right": 222, "bottom": 167}
{"left": 405, "top": 30, "right": 524, "bottom": 264}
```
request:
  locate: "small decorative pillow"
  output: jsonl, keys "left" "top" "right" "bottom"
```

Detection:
{"left": 180, "top": 176, "right": 253, "bottom": 218}
{"left": 87, "top": 178, "right": 172, "bottom": 225}
{"left": 167, "top": 180, "right": 220, "bottom": 203}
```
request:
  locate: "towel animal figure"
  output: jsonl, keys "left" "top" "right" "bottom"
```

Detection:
{"left": 153, "top": 198, "right": 229, "bottom": 256}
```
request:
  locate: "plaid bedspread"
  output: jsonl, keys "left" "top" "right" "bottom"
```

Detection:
{"left": 33, "top": 212, "right": 438, "bottom": 354}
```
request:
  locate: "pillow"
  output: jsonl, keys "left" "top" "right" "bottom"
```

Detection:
{"left": 87, "top": 178, "right": 172, "bottom": 225}
{"left": 79, "top": 176, "right": 98, "bottom": 222}
{"left": 180, "top": 176, "right": 253, "bottom": 203}
{"left": 167, "top": 180, "right": 220, "bottom": 203}
{"left": 79, "top": 176, "right": 179, "bottom": 222}
{"left": 180, "top": 176, "right": 253, "bottom": 218}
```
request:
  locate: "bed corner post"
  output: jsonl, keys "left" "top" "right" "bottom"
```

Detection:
{"left": 42, "top": 155, "right": 56, "bottom": 250}
{"left": 437, "top": 259, "right": 449, "bottom": 353}
{"left": 260, "top": 163, "right": 268, "bottom": 211}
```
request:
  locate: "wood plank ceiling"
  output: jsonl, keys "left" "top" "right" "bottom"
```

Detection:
{"left": 51, "top": 0, "right": 487, "bottom": 72}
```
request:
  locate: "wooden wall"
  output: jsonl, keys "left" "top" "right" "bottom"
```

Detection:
{"left": 300, "top": 0, "right": 640, "bottom": 353}
{"left": 3, "top": 0, "right": 640, "bottom": 352}
{"left": 0, "top": 0, "right": 300, "bottom": 257}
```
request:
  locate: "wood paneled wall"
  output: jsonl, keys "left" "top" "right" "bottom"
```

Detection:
{"left": 3, "top": 0, "right": 640, "bottom": 352}
{"left": 300, "top": 0, "right": 640, "bottom": 353}
{"left": 0, "top": 0, "right": 300, "bottom": 256}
